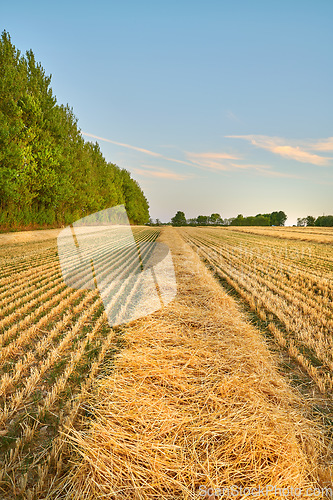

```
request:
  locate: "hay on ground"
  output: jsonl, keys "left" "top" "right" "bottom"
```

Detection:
{"left": 53, "top": 228, "right": 332, "bottom": 499}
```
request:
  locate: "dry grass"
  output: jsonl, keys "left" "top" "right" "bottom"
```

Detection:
{"left": 0, "top": 226, "right": 159, "bottom": 498}
{"left": 0, "top": 228, "right": 62, "bottom": 246}
{"left": 181, "top": 226, "right": 333, "bottom": 394}
{"left": 224, "top": 226, "right": 333, "bottom": 244}
{"left": 52, "top": 228, "right": 332, "bottom": 499}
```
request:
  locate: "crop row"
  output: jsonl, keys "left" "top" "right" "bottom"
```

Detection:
{"left": 180, "top": 227, "right": 333, "bottom": 393}
{"left": 0, "top": 227, "right": 160, "bottom": 497}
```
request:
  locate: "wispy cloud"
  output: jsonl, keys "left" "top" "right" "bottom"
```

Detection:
{"left": 185, "top": 151, "right": 297, "bottom": 177}
{"left": 82, "top": 132, "right": 161, "bottom": 157}
{"left": 82, "top": 132, "right": 194, "bottom": 166}
{"left": 227, "top": 135, "right": 332, "bottom": 166}
{"left": 225, "top": 110, "right": 243, "bottom": 123}
{"left": 230, "top": 163, "right": 302, "bottom": 178}
{"left": 230, "top": 162, "right": 270, "bottom": 170}
{"left": 188, "top": 152, "right": 240, "bottom": 160}
{"left": 309, "top": 137, "right": 333, "bottom": 152}
{"left": 133, "top": 166, "right": 191, "bottom": 181}
{"left": 82, "top": 131, "right": 302, "bottom": 179}
{"left": 83, "top": 131, "right": 243, "bottom": 171}
{"left": 257, "top": 169, "right": 301, "bottom": 178}
{"left": 272, "top": 145, "right": 328, "bottom": 165}
{"left": 185, "top": 151, "right": 240, "bottom": 171}
{"left": 161, "top": 156, "right": 194, "bottom": 167}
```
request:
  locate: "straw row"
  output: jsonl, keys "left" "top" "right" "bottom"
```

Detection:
{"left": 0, "top": 226, "right": 162, "bottom": 497}
{"left": 181, "top": 227, "right": 333, "bottom": 393}
{"left": 52, "top": 227, "right": 332, "bottom": 499}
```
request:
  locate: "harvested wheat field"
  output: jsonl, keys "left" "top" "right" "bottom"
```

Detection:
{"left": 180, "top": 226, "right": 333, "bottom": 395}
{"left": 0, "top": 226, "right": 332, "bottom": 499}
{"left": 50, "top": 227, "right": 332, "bottom": 499}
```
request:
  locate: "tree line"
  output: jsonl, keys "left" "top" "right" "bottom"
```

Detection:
{"left": 169, "top": 211, "right": 287, "bottom": 227}
{"left": 297, "top": 215, "right": 333, "bottom": 227}
{"left": 0, "top": 31, "right": 150, "bottom": 230}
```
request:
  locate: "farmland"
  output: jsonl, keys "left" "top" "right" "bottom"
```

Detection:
{"left": 0, "top": 226, "right": 332, "bottom": 498}
{"left": 0, "top": 227, "right": 160, "bottom": 498}
{"left": 179, "top": 226, "right": 333, "bottom": 395}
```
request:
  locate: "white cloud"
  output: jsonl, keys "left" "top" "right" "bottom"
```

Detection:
{"left": 185, "top": 151, "right": 240, "bottom": 171}
{"left": 82, "top": 132, "right": 194, "bottom": 166}
{"left": 133, "top": 166, "right": 191, "bottom": 181}
{"left": 227, "top": 135, "right": 332, "bottom": 166}
{"left": 82, "top": 132, "right": 161, "bottom": 157}
{"left": 230, "top": 163, "right": 302, "bottom": 178}
{"left": 309, "top": 137, "right": 333, "bottom": 152}
{"left": 82, "top": 131, "right": 306, "bottom": 179}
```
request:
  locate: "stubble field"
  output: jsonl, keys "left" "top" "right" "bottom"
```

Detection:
{"left": 0, "top": 226, "right": 332, "bottom": 499}
{"left": 179, "top": 226, "right": 333, "bottom": 395}
{"left": 0, "top": 227, "right": 159, "bottom": 498}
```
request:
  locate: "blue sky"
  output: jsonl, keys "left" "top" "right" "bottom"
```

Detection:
{"left": 2, "top": 0, "right": 333, "bottom": 224}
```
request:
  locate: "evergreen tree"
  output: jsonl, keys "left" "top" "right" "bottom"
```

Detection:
{"left": 0, "top": 31, "right": 150, "bottom": 229}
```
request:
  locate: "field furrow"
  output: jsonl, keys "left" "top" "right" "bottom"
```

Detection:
{"left": 1, "top": 226, "right": 332, "bottom": 498}
{"left": 180, "top": 227, "right": 333, "bottom": 393}
{"left": 0, "top": 226, "right": 162, "bottom": 497}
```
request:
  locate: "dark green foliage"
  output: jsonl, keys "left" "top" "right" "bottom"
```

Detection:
{"left": 252, "top": 215, "right": 270, "bottom": 226}
{"left": 0, "top": 31, "right": 149, "bottom": 229}
{"left": 298, "top": 215, "right": 333, "bottom": 227}
{"left": 146, "top": 218, "right": 163, "bottom": 226}
{"left": 305, "top": 215, "right": 316, "bottom": 227}
{"left": 185, "top": 214, "right": 224, "bottom": 226}
{"left": 209, "top": 213, "right": 222, "bottom": 225}
{"left": 170, "top": 211, "right": 287, "bottom": 227}
{"left": 186, "top": 218, "right": 198, "bottom": 226}
{"left": 171, "top": 211, "right": 187, "bottom": 226}
{"left": 231, "top": 214, "right": 245, "bottom": 226}
{"left": 270, "top": 211, "right": 287, "bottom": 226}
{"left": 230, "top": 211, "right": 286, "bottom": 226}
{"left": 314, "top": 215, "right": 333, "bottom": 227}
{"left": 231, "top": 213, "right": 270, "bottom": 226}
{"left": 196, "top": 215, "right": 209, "bottom": 226}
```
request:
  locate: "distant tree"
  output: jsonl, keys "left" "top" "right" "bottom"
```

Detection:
{"left": 209, "top": 213, "right": 221, "bottom": 225}
{"left": 171, "top": 211, "right": 187, "bottom": 226}
{"left": 297, "top": 215, "right": 333, "bottom": 227}
{"left": 196, "top": 215, "right": 209, "bottom": 226}
{"left": 246, "top": 216, "right": 255, "bottom": 225}
{"left": 253, "top": 215, "right": 270, "bottom": 226}
{"left": 271, "top": 211, "right": 287, "bottom": 226}
{"left": 231, "top": 214, "right": 244, "bottom": 226}
{"left": 180, "top": 210, "right": 286, "bottom": 228}
{"left": 305, "top": 215, "right": 316, "bottom": 227}
{"left": 256, "top": 213, "right": 271, "bottom": 222}
{"left": 315, "top": 215, "right": 333, "bottom": 227}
